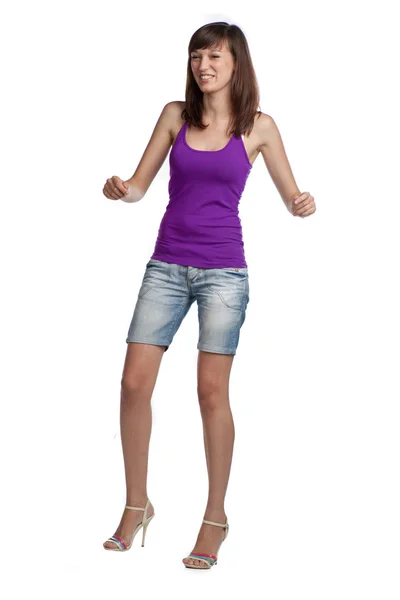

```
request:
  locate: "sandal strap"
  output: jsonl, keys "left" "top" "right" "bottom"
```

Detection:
{"left": 188, "top": 553, "right": 216, "bottom": 567}
{"left": 202, "top": 518, "right": 229, "bottom": 530}
{"left": 125, "top": 498, "right": 151, "bottom": 521}
{"left": 107, "top": 535, "right": 128, "bottom": 550}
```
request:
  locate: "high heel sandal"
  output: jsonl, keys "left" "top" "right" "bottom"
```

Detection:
{"left": 103, "top": 498, "right": 155, "bottom": 552}
{"left": 183, "top": 517, "right": 229, "bottom": 569}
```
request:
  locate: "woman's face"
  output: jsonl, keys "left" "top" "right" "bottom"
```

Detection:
{"left": 190, "top": 40, "right": 235, "bottom": 92}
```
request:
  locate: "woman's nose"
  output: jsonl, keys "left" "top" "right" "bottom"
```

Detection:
{"left": 199, "top": 58, "right": 210, "bottom": 70}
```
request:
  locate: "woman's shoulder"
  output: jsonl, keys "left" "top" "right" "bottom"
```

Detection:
{"left": 253, "top": 111, "right": 276, "bottom": 135}
{"left": 253, "top": 111, "right": 274, "bottom": 131}
{"left": 162, "top": 101, "right": 186, "bottom": 141}
{"left": 250, "top": 111, "right": 276, "bottom": 148}
{"left": 163, "top": 100, "right": 186, "bottom": 120}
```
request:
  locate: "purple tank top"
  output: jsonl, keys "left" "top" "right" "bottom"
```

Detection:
{"left": 150, "top": 121, "right": 253, "bottom": 268}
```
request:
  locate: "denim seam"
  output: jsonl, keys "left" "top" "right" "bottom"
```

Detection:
{"left": 165, "top": 296, "right": 192, "bottom": 342}
{"left": 138, "top": 262, "right": 172, "bottom": 299}
{"left": 204, "top": 269, "right": 247, "bottom": 311}
{"left": 198, "top": 343, "right": 236, "bottom": 355}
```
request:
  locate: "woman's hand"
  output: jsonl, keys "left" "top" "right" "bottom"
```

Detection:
{"left": 290, "top": 192, "right": 316, "bottom": 218}
{"left": 103, "top": 175, "right": 130, "bottom": 200}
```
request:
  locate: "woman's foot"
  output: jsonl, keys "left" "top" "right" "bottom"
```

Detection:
{"left": 103, "top": 498, "right": 155, "bottom": 550}
{"left": 182, "top": 510, "right": 228, "bottom": 568}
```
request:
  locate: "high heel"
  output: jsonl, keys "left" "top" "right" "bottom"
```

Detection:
{"left": 183, "top": 517, "right": 229, "bottom": 569}
{"left": 103, "top": 498, "right": 155, "bottom": 552}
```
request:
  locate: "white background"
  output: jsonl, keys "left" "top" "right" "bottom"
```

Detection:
{"left": 1, "top": 0, "right": 399, "bottom": 598}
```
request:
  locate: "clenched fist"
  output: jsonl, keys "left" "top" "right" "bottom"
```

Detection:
{"left": 103, "top": 175, "right": 130, "bottom": 201}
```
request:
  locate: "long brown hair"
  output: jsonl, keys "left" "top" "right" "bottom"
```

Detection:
{"left": 181, "top": 22, "right": 261, "bottom": 138}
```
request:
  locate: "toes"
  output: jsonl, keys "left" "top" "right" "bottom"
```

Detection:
{"left": 196, "top": 559, "right": 208, "bottom": 567}
{"left": 183, "top": 556, "right": 210, "bottom": 568}
{"left": 183, "top": 557, "right": 204, "bottom": 567}
{"left": 104, "top": 539, "right": 121, "bottom": 549}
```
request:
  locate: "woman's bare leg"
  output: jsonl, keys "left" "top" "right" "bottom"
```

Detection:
{"left": 182, "top": 350, "right": 235, "bottom": 567}
{"left": 104, "top": 342, "right": 166, "bottom": 549}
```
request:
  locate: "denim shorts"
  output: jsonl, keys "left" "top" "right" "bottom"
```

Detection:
{"left": 126, "top": 259, "right": 250, "bottom": 355}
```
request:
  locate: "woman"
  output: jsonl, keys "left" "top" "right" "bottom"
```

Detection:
{"left": 102, "top": 21, "right": 316, "bottom": 569}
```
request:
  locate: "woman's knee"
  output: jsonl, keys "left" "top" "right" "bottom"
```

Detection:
{"left": 120, "top": 342, "right": 165, "bottom": 400}
{"left": 121, "top": 376, "right": 146, "bottom": 396}
{"left": 197, "top": 379, "right": 231, "bottom": 411}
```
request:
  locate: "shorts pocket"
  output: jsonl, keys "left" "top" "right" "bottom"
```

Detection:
{"left": 205, "top": 268, "right": 249, "bottom": 311}
{"left": 138, "top": 260, "right": 172, "bottom": 298}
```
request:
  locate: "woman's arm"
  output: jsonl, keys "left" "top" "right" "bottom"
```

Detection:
{"left": 122, "top": 101, "right": 177, "bottom": 203}
{"left": 257, "top": 113, "right": 301, "bottom": 212}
